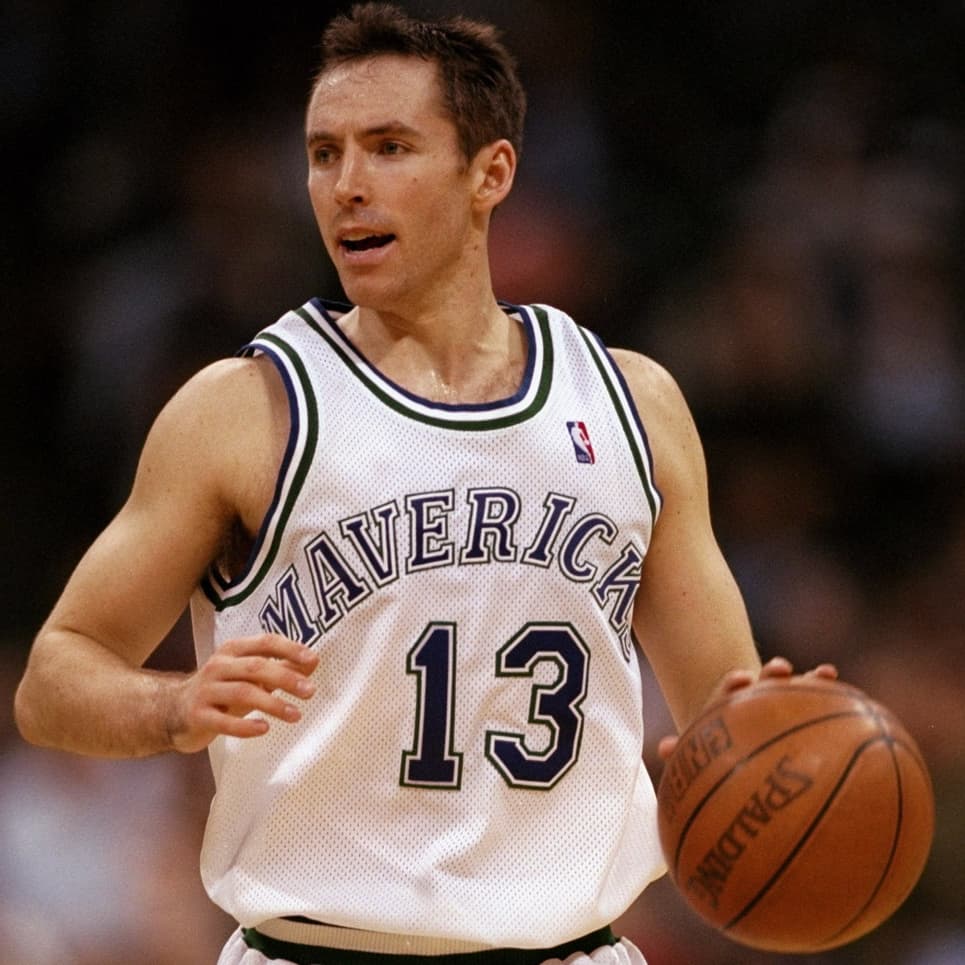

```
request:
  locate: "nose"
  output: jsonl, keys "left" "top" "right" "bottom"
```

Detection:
{"left": 333, "top": 147, "right": 367, "bottom": 206}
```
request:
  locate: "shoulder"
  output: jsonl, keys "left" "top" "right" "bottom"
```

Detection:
{"left": 609, "top": 347, "right": 676, "bottom": 394}
{"left": 157, "top": 356, "right": 284, "bottom": 433}
{"left": 134, "top": 355, "right": 289, "bottom": 528}
{"left": 167, "top": 353, "right": 281, "bottom": 408}
{"left": 146, "top": 355, "right": 283, "bottom": 458}
{"left": 608, "top": 348, "right": 696, "bottom": 438}
{"left": 607, "top": 348, "right": 707, "bottom": 496}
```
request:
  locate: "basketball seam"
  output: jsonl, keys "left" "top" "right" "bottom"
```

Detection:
{"left": 815, "top": 693, "right": 934, "bottom": 950}
{"left": 663, "top": 687, "right": 933, "bottom": 953}
{"left": 722, "top": 732, "right": 893, "bottom": 936}
{"left": 671, "top": 709, "right": 867, "bottom": 872}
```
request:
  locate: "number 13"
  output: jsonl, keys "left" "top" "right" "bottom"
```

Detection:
{"left": 400, "top": 621, "right": 590, "bottom": 790}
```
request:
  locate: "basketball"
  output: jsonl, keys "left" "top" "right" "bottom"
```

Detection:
{"left": 656, "top": 676, "right": 935, "bottom": 953}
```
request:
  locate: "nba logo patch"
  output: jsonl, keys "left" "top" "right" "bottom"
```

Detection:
{"left": 567, "top": 421, "right": 595, "bottom": 464}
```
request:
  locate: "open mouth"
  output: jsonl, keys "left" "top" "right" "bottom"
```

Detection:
{"left": 341, "top": 234, "right": 396, "bottom": 252}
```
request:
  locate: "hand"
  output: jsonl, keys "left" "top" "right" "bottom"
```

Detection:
{"left": 656, "top": 656, "right": 839, "bottom": 761}
{"left": 168, "top": 633, "right": 319, "bottom": 753}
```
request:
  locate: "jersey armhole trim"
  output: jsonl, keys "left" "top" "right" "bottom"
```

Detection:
{"left": 576, "top": 327, "right": 663, "bottom": 522}
{"left": 200, "top": 331, "right": 318, "bottom": 610}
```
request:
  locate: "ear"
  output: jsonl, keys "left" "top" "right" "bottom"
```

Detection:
{"left": 471, "top": 139, "right": 517, "bottom": 213}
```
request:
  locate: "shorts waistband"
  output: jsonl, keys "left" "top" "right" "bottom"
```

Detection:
{"left": 243, "top": 920, "right": 618, "bottom": 964}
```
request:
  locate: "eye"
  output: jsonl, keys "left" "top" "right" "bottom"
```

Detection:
{"left": 380, "top": 140, "right": 407, "bottom": 156}
{"left": 311, "top": 145, "right": 338, "bottom": 165}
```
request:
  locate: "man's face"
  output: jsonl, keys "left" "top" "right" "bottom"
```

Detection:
{"left": 305, "top": 54, "right": 479, "bottom": 315}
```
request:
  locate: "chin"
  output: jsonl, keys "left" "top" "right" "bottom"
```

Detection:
{"left": 339, "top": 282, "right": 383, "bottom": 311}
{"left": 338, "top": 276, "right": 408, "bottom": 314}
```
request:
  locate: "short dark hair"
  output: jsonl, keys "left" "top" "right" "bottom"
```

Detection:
{"left": 314, "top": 2, "right": 526, "bottom": 162}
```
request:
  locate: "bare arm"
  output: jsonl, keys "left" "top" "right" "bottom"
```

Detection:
{"left": 614, "top": 350, "right": 763, "bottom": 731}
{"left": 14, "top": 357, "right": 318, "bottom": 758}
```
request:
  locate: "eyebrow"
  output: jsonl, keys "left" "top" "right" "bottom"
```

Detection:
{"left": 306, "top": 121, "right": 421, "bottom": 147}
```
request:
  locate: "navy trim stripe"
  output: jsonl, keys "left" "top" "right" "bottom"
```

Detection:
{"left": 575, "top": 327, "right": 662, "bottom": 521}
{"left": 293, "top": 300, "right": 554, "bottom": 429}
{"left": 201, "top": 332, "right": 319, "bottom": 610}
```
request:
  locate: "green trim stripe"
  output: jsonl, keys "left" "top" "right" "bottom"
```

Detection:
{"left": 242, "top": 925, "right": 617, "bottom": 965}
{"left": 576, "top": 327, "right": 662, "bottom": 522}
{"left": 294, "top": 303, "right": 554, "bottom": 430}
{"left": 203, "top": 331, "right": 319, "bottom": 610}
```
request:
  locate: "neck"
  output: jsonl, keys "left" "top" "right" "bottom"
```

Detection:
{"left": 339, "top": 295, "right": 527, "bottom": 404}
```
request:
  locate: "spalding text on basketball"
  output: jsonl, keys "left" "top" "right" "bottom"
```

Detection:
{"left": 685, "top": 755, "right": 814, "bottom": 910}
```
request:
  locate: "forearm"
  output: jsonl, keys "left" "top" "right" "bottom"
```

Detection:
{"left": 636, "top": 545, "right": 762, "bottom": 732}
{"left": 14, "top": 629, "right": 188, "bottom": 759}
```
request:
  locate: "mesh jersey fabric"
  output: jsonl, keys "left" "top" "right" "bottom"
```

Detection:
{"left": 190, "top": 299, "right": 667, "bottom": 946}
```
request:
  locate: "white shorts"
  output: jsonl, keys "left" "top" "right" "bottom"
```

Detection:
{"left": 216, "top": 926, "right": 648, "bottom": 965}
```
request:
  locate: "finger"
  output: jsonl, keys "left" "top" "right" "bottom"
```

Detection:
{"left": 205, "top": 652, "right": 317, "bottom": 700}
{"left": 220, "top": 634, "right": 319, "bottom": 670}
{"left": 759, "top": 656, "right": 794, "bottom": 678}
{"left": 238, "top": 655, "right": 318, "bottom": 698}
{"left": 657, "top": 735, "right": 679, "bottom": 762}
{"left": 196, "top": 708, "right": 271, "bottom": 739}
{"left": 719, "top": 667, "right": 757, "bottom": 694}
{"left": 204, "top": 680, "right": 308, "bottom": 724}
{"left": 805, "top": 662, "right": 839, "bottom": 680}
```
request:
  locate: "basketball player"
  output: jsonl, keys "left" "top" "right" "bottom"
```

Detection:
{"left": 15, "top": 5, "right": 835, "bottom": 964}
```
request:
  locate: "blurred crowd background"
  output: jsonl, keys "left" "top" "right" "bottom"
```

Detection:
{"left": 2, "top": 1, "right": 963, "bottom": 963}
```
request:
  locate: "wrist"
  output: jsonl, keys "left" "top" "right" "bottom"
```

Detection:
{"left": 154, "top": 671, "right": 210, "bottom": 755}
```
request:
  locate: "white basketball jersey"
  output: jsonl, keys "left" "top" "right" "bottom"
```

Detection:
{"left": 190, "top": 299, "right": 667, "bottom": 946}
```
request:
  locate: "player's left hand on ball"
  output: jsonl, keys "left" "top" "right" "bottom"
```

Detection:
{"left": 656, "top": 657, "right": 840, "bottom": 761}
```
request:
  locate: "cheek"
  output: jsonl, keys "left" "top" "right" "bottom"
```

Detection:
{"left": 306, "top": 180, "right": 323, "bottom": 224}
{"left": 415, "top": 182, "right": 472, "bottom": 241}
{"left": 307, "top": 182, "right": 338, "bottom": 249}
{"left": 307, "top": 175, "right": 329, "bottom": 214}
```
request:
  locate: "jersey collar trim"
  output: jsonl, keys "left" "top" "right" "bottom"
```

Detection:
{"left": 294, "top": 298, "right": 553, "bottom": 430}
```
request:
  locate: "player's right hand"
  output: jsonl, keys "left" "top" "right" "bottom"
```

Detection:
{"left": 168, "top": 634, "right": 319, "bottom": 753}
